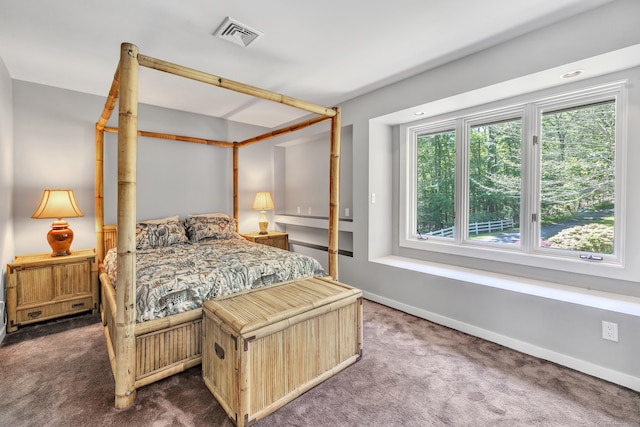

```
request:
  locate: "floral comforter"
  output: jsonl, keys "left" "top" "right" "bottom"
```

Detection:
{"left": 103, "top": 237, "right": 325, "bottom": 323}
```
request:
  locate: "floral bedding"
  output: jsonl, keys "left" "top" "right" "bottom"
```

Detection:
{"left": 103, "top": 237, "right": 326, "bottom": 323}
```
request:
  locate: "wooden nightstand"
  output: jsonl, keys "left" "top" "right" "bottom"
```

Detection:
{"left": 5, "top": 248, "right": 98, "bottom": 333}
{"left": 241, "top": 231, "right": 289, "bottom": 251}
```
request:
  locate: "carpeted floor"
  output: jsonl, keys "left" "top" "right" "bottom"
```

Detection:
{"left": 1, "top": 299, "right": 639, "bottom": 426}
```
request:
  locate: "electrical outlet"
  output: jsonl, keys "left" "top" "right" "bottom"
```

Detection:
{"left": 345, "top": 208, "right": 350, "bottom": 217}
{"left": 602, "top": 321, "right": 618, "bottom": 342}
{"left": 371, "top": 193, "right": 376, "bottom": 204}
{"left": 308, "top": 207, "right": 312, "bottom": 215}
{"left": 297, "top": 206, "right": 300, "bottom": 214}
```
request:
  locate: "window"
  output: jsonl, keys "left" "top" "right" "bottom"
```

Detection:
{"left": 400, "top": 82, "right": 626, "bottom": 275}
{"left": 539, "top": 101, "right": 616, "bottom": 255}
{"left": 468, "top": 117, "right": 522, "bottom": 246}
{"left": 416, "top": 128, "right": 456, "bottom": 239}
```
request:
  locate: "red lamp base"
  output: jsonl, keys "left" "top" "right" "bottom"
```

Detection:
{"left": 47, "top": 220, "right": 74, "bottom": 257}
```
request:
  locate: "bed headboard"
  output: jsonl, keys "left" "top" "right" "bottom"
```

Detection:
{"left": 102, "top": 224, "right": 117, "bottom": 256}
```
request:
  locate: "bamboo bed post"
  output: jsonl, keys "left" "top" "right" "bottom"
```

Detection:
{"left": 233, "top": 144, "right": 239, "bottom": 229}
{"left": 328, "top": 108, "right": 341, "bottom": 280}
{"left": 96, "top": 65, "right": 120, "bottom": 261}
{"left": 137, "top": 54, "right": 337, "bottom": 119}
{"left": 235, "top": 115, "right": 332, "bottom": 147}
{"left": 115, "top": 42, "right": 139, "bottom": 409}
{"left": 95, "top": 126, "right": 105, "bottom": 261}
{"left": 103, "top": 126, "right": 233, "bottom": 148}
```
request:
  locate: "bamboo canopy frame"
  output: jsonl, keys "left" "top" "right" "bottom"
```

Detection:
{"left": 95, "top": 43, "right": 341, "bottom": 409}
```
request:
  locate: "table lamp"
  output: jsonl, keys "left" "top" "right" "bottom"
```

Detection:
{"left": 252, "top": 191, "right": 274, "bottom": 235}
{"left": 32, "top": 189, "right": 84, "bottom": 256}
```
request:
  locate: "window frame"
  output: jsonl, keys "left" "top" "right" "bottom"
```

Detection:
{"left": 399, "top": 81, "right": 627, "bottom": 279}
{"left": 407, "top": 119, "right": 458, "bottom": 241}
{"left": 461, "top": 106, "right": 525, "bottom": 249}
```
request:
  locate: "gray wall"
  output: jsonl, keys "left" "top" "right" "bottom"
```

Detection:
{"left": 12, "top": 81, "right": 108, "bottom": 255}
{"left": 102, "top": 106, "right": 234, "bottom": 224}
{"left": 11, "top": 81, "right": 268, "bottom": 256}
{"left": 0, "top": 56, "right": 14, "bottom": 343}
{"left": 333, "top": 0, "right": 640, "bottom": 390}
{"left": 276, "top": 125, "right": 353, "bottom": 219}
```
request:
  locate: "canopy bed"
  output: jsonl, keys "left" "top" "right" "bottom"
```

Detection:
{"left": 95, "top": 43, "right": 346, "bottom": 409}
{"left": 95, "top": 43, "right": 361, "bottom": 408}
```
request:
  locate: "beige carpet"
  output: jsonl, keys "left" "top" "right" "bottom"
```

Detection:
{"left": 1, "top": 299, "right": 639, "bottom": 426}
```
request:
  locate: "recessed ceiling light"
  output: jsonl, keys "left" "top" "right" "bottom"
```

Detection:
{"left": 561, "top": 70, "right": 584, "bottom": 79}
{"left": 414, "top": 111, "right": 425, "bottom": 116}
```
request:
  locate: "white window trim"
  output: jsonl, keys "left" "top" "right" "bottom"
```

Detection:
{"left": 401, "top": 119, "right": 456, "bottom": 243}
{"left": 399, "top": 81, "right": 628, "bottom": 280}
{"left": 460, "top": 106, "right": 525, "bottom": 246}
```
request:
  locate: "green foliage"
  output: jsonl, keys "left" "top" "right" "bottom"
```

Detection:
{"left": 594, "top": 201, "right": 614, "bottom": 210}
{"left": 469, "top": 119, "right": 521, "bottom": 223}
{"left": 547, "top": 223, "right": 614, "bottom": 254}
{"left": 540, "top": 102, "right": 615, "bottom": 218}
{"left": 541, "top": 212, "right": 576, "bottom": 225}
{"left": 600, "top": 216, "right": 614, "bottom": 227}
{"left": 416, "top": 130, "right": 456, "bottom": 232}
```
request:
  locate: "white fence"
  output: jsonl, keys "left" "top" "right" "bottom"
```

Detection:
{"left": 426, "top": 219, "right": 515, "bottom": 238}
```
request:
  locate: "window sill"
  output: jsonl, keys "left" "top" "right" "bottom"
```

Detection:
{"left": 400, "top": 236, "right": 628, "bottom": 281}
{"left": 371, "top": 255, "right": 640, "bottom": 316}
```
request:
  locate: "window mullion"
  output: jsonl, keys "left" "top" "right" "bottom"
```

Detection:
{"left": 455, "top": 117, "right": 467, "bottom": 244}
{"left": 521, "top": 103, "right": 538, "bottom": 253}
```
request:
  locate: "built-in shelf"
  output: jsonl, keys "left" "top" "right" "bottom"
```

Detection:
{"left": 274, "top": 214, "right": 354, "bottom": 232}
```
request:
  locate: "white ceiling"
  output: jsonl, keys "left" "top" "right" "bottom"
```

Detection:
{"left": 0, "top": 0, "right": 614, "bottom": 128}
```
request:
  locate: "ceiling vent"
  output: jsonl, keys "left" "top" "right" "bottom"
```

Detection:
{"left": 214, "top": 17, "right": 263, "bottom": 48}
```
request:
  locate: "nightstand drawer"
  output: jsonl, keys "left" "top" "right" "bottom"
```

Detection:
{"left": 16, "top": 296, "right": 94, "bottom": 324}
{"left": 254, "top": 235, "right": 288, "bottom": 250}
{"left": 241, "top": 231, "right": 289, "bottom": 251}
{"left": 15, "top": 261, "right": 91, "bottom": 305}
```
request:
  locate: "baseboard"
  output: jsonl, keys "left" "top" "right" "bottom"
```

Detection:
{"left": 363, "top": 291, "right": 640, "bottom": 392}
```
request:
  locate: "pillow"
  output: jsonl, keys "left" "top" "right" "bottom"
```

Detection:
{"left": 136, "top": 215, "right": 189, "bottom": 249}
{"left": 185, "top": 213, "right": 240, "bottom": 242}
{"left": 103, "top": 247, "right": 118, "bottom": 287}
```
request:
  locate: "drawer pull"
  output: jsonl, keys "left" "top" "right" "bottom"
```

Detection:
{"left": 72, "top": 302, "right": 86, "bottom": 309}
{"left": 28, "top": 311, "right": 42, "bottom": 319}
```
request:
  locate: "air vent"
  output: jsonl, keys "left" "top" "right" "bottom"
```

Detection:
{"left": 214, "top": 17, "right": 263, "bottom": 48}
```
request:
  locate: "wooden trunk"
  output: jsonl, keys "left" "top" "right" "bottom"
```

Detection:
{"left": 202, "top": 276, "right": 363, "bottom": 427}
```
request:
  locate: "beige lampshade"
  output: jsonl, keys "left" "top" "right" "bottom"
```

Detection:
{"left": 32, "top": 189, "right": 84, "bottom": 256}
{"left": 252, "top": 192, "right": 274, "bottom": 211}
{"left": 32, "top": 189, "right": 84, "bottom": 219}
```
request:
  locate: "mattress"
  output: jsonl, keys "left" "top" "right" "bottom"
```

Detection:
{"left": 103, "top": 237, "right": 325, "bottom": 322}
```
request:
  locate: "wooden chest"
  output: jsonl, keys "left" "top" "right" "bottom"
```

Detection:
{"left": 6, "top": 249, "right": 97, "bottom": 332}
{"left": 202, "top": 276, "right": 363, "bottom": 427}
